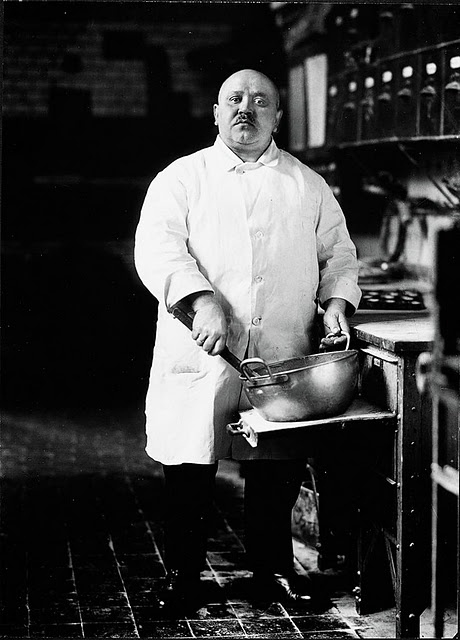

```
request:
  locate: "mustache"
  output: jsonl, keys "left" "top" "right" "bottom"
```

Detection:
{"left": 235, "top": 114, "right": 255, "bottom": 125}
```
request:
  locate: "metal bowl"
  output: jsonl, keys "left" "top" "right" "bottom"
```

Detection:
{"left": 240, "top": 349, "right": 359, "bottom": 422}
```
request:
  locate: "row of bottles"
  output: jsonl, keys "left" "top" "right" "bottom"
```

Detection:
{"left": 326, "top": 4, "right": 460, "bottom": 75}
{"left": 327, "top": 41, "right": 460, "bottom": 146}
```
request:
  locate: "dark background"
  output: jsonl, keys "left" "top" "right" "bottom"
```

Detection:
{"left": 1, "top": 1, "right": 288, "bottom": 412}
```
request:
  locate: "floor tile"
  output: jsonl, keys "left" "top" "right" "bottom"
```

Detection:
{"left": 241, "top": 617, "right": 302, "bottom": 636}
{"left": 291, "top": 614, "right": 351, "bottom": 632}
{"left": 110, "top": 531, "right": 158, "bottom": 555}
{"left": 0, "top": 625, "right": 29, "bottom": 638}
{"left": 73, "top": 567, "right": 124, "bottom": 592}
{"left": 207, "top": 550, "right": 246, "bottom": 569}
{"left": 28, "top": 566, "right": 75, "bottom": 586}
{"left": 80, "top": 606, "right": 135, "bottom": 623}
{"left": 188, "top": 618, "right": 245, "bottom": 637}
{"left": 118, "top": 554, "right": 166, "bottom": 579}
{"left": 72, "top": 554, "right": 123, "bottom": 570}
{"left": 82, "top": 622, "right": 139, "bottom": 638}
{"left": 0, "top": 608, "right": 29, "bottom": 626}
{"left": 124, "top": 585, "right": 158, "bottom": 608}
{"left": 137, "top": 620, "right": 193, "bottom": 638}
{"left": 132, "top": 605, "right": 170, "bottom": 623}
{"left": 28, "top": 606, "right": 81, "bottom": 625}
{"left": 78, "top": 592, "right": 130, "bottom": 609}
{"left": 29, "top": 623, "right": 84, "bottom": 637}
{"left": 298, "top": 632, "right": 359, "bottom": 639}
{"left": 0, "top": 410, "right": 424, "bottom": 639}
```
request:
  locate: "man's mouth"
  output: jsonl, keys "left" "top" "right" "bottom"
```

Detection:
{"left": 235, "top": 116, "right": 255, "bottom": 126}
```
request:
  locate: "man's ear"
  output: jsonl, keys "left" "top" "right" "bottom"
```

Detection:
{"left": 273, "top": 109, "right": 283, "bottom": 133}
{"left": 213, "top": 104, "right": 219, "bottom": 126}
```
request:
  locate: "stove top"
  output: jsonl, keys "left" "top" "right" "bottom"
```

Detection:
{"left": 358, "top": 288, "right": 427, "bottom": 314}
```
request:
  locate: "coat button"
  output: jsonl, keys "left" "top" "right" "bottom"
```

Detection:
{"left": 255, "top": 276, "right": 263, "bottom": 283}
{"left": 252, "top": 317, "right": 262, "bottom": 326}
{"left": 255, "top": 231, "right": 264, "bottom": 239}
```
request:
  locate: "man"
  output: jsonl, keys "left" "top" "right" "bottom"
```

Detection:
{"left": 134, "top": 69, "right": 361, "bottom": 615}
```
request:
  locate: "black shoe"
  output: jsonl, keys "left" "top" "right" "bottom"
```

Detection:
{"left": 252, "top": 571, "right": 312, "bottom": 605}
{"left": 155, "top": 569, "right": 201, "bottom": 618}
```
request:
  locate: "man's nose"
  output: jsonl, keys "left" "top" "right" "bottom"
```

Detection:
{"left": 238, "top": 96, "right": 252, "bottom": 112}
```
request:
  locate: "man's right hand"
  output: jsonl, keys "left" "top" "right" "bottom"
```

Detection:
{"left": 190, "top": 293, "right": 228, "bottom": 356}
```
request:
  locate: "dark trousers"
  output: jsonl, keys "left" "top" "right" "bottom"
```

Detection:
{"left": 162, "top": 459, "right": 306, "bottom": 577}
{"left": 162, "top": 462, "right": 218, "bottom": 576}
{"left": 242, "top": 459, "right": 306, "bottom": 574}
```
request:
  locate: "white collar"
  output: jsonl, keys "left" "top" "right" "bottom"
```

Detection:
{"left": 213, "top": 135, "right": 280, "bottom": 172}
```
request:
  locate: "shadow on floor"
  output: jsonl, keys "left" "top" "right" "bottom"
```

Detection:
{"left": 0, "top": 407, "right": 407, "bottom": 639}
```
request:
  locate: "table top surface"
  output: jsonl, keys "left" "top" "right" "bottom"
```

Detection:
{"left": 350, "top": 313, "right": 434, "bottom": 352}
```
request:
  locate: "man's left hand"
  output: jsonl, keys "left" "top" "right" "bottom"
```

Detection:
{"left": 320, "top": 298, "right": 349, "bottom": 350}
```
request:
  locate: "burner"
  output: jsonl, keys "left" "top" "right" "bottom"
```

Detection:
{"left": 359, "top": 289, "right": 426, "bottom": 312}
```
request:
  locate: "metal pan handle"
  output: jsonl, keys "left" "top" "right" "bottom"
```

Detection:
{"left": 171, "top": 305, "right": 194, "bottom": 330}
{"left": 240, "top": 357, "right": 275, "bottom": 381}
{"left": 321, "top": 330, "right": 351, "bottom": 351}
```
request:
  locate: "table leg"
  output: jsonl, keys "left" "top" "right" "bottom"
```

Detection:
{"left": 396, "top": 355, "right": 431, "bottom": 638}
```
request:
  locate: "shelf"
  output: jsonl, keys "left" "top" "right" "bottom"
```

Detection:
{"left": 291, "top": 137, "right": 460, "bottom": 159}
{"left": 334, "top": 136, "right": 460, "bottom": 150}
{"left": 239, "top": 397, "right": 396, "bottom": 435}
{"left": 327, "top": 38, "right": 460, "bottom": 80}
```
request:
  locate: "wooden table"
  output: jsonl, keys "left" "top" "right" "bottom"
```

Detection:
{"left": 239, "top": 313, "right": 434, "bottom": 638}
{"left": 351, "top": 314, "right": 434, "bottom": 638}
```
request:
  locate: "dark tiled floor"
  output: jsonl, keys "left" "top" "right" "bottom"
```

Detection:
{"left": 1, "top": 408, "right": 395, "bottom": 639}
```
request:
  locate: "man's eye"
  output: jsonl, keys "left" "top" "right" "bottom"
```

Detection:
{"left": 229, "top": 96, "right": 241, "bottom": 103}
{"left": 254, "top": 98, "right": 267, "bottom": 106}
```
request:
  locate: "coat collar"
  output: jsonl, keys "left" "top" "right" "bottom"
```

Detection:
{"left": 213, "top": 135, "right": 280, "bottom": 172}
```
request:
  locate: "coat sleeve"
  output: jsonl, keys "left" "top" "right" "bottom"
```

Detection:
{"left": 314, "top": 177, "right": 362, "bottom": 313}
{"left": 134, "top": 165, "right": 214, "bottom": 309}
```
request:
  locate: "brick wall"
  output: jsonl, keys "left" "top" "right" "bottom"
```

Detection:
{"left": 2, "top": 12, "right": 232, "bottom": 119}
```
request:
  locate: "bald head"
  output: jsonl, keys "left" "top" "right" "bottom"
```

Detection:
{"left": 217, "top": 69, "right": 281, "bottom": 109}
{"left": 213, "top": 69, "right": 283, "bottom": 162}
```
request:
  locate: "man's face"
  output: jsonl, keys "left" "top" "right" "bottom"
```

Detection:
{"left": 213, "top": 69, "right": 283, "bottom": 160}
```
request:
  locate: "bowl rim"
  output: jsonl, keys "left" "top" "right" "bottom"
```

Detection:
{"left": 240, "top": 350, "right": 359, "bottom": 386}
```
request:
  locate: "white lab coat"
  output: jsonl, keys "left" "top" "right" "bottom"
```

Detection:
{"left": 134, "top": 136, "right": 361, "bottom": 464}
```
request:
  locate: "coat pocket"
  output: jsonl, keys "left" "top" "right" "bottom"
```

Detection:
{"left": 157, "top": 342, "right": 205, "bottom": 374}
